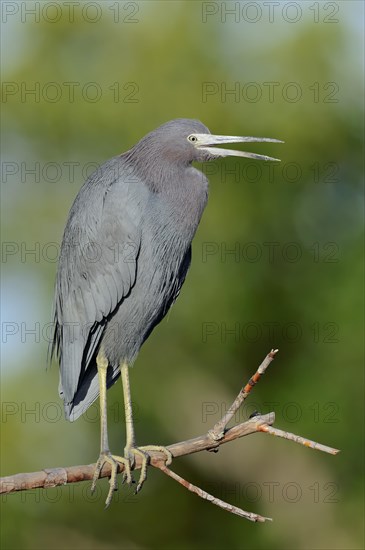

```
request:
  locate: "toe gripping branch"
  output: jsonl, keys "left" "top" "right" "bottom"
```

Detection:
{"left": 0, "top": 350, "right": 339, "bottom": 522}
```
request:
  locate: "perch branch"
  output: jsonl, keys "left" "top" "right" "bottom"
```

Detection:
{"left": 0, "top": 413, "right": 274, "bottom": 494}
{"left": 1, "top": 349, "right": 340, "bottom": 522}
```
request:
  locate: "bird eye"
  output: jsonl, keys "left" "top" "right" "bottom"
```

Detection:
{"left": 188, "top": 135, "right": 197, "bottom": 143}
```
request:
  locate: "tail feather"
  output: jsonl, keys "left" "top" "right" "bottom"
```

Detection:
{"left": 62, "top": 363, "right": 120, "bottom": 422}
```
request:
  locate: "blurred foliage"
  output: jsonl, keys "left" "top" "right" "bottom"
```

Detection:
{"left": 1, "top": 1, "right": 364, "bottom": 549}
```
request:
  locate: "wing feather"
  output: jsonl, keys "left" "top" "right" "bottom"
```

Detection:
{"left": 50, "top": 159, "right": 143, "bottom": 407}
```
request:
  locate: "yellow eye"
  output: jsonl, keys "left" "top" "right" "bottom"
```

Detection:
{"left": 188, "top": 135, "right": 197, "bottom": 143}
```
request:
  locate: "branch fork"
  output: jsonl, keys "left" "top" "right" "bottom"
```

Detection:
{"left": 0, "top": 349, "right": 339, "bottom": 522}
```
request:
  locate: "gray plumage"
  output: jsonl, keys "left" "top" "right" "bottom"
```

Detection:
{"left": 51, "top": 118, "right": 282, "bottom": 422}
{"left": 51, "top": 119, "right": 210, "bottom": 420}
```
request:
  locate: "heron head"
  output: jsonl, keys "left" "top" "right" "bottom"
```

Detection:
{"left": 130, "top": 118, "right": 283, "bottom": 183}
{"left": 140, "top": 118, "right": 283, "bottom": 165}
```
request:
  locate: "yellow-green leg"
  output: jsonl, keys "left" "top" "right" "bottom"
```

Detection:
{"left": 91, "top": 351, "right": 173, "bottom": 507}
{"left": 120, "top": 362, "right": 173, "bottom": 493}
{"left": 91, "top": 349, "right": 132, "bottom": 508}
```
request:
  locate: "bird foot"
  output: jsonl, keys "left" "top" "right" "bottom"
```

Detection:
{"left": 91, "top": 446, "right": 172, "bottom": 507}
{"left": 91, "top": 451, "right": 133, "bottom": 508}
{"left": 125, "top": 444, "right": 173, "bottom": 494}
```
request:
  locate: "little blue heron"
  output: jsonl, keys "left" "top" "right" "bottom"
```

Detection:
{"left": 50, "top": 118, "right": 282, "bottom": 506}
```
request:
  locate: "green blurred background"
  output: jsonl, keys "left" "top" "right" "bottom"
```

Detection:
{"left": 1, "top": 1, "right": 364, "bottom": 549}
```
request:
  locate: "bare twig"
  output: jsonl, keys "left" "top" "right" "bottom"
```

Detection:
{"left": 209, "top": 349, "right": 278, "bottom": 441}
{"left": 258, "top": 424, "right": 340, "bottom": 455}
{"left": 157, "top": 464, "right": 272, "bottom": 523}
{"left": 1, "top": 349, "right": 340, "bottom": 523}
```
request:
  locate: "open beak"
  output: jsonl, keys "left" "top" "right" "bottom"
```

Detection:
{"left": 192, "top": 134, "right": 283, "bottom": 162}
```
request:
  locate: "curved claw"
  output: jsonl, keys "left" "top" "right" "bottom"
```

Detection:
{"left": 91, "top": 452, "right": 132, "bottom": 508}
{"left": 126, "top": 448, "right": 149, "bottom": 494}
{"left": 125, "top": 445, "right": 173, "bottom": 494}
